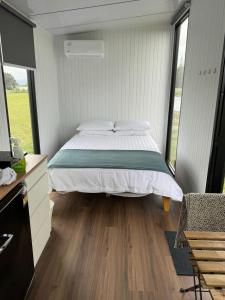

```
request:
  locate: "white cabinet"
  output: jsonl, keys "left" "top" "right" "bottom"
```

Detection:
{"left": 25, "top": 159, "right": 51, "bottom": 266}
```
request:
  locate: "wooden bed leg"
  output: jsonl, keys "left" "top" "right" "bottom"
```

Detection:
{"left": 162, "top": 196, "right": 170, "bottom": 212}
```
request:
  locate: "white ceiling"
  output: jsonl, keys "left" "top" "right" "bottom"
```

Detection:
{"left": 5, "top": 0, "right": 183, "bottom": 35}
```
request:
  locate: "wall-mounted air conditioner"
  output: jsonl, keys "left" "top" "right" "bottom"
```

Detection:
{"left": 64, "top": 40, "right": 104, "bottom": 58}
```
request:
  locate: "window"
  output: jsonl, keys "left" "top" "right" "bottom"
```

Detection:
{"left": 166, "top": 15, "right": 189, "bottom": 173}
{"left": 206, "top": 39, "right": 225, "bottom": 193}
{"left": 2, "top": 65, "right": 40, "bottom": 154}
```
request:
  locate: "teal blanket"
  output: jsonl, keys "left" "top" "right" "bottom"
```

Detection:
{"left": 48, "top": 149, "right": 171, "bottom": 175}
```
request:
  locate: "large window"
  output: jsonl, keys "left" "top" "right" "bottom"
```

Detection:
{"left": 206, "top": 39, "right": 225, "bottom": 193}
{"left": 166, "top": 15, "right": 189, "bottom": 172}
{"left": 2, "top": 66, "right": 40, "bottom": 154}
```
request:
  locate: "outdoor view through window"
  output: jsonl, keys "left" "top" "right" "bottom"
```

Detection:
{"left": 3, "top": 66, "right": 34, "bottom": 153}
{"left": 169, "top": 17, "right": 189, "bottom": 169}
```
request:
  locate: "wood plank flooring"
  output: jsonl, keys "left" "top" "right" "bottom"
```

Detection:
{"left": 27, "top": 192, "right": 211, "bottom": 300}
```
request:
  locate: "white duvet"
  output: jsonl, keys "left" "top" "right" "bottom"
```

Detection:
{"left": 48, "top": 134, "right": 183, "bottom": 201}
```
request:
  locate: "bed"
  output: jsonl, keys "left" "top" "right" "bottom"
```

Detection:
{"left": 48, "top": 130, "right": 183, "bottom": 212}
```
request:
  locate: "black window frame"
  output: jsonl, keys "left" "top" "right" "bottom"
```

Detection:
{"left": 206, "top": 36, "right": 225, "bottom": 193}
{"left": 1, "top": 66, "right": 40, "bottom": 154}
{"left": 165, "top": 11, "right": 189, "bottom": 175}
{"left": 27, "top": 70, "right": 40, "bottom": 154}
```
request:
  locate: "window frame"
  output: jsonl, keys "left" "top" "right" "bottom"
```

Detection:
{"left": 0, "top": 63, "right": 12, "bottom": 151}
{"left": 206, "top": 37, "right": 225, "bottom": 193}
{"left": 1, "top": 66, "right": 40, "bottom": 154}
{"left": 165, "top": 12, "right": 189, "bottom": 175}
{"left": 27, "top": 70, "right": 40, "bottom": 154}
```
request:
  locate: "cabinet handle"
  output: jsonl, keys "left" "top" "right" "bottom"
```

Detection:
{"left": 0, "top": 234, "right": 13, "bottom": 254}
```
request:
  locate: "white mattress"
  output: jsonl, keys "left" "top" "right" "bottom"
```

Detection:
{"left": 61, "top": 134, "right": 160, "bottom": 152}
{"left": 48, "top": 134, "right": 183, "bottom": 201}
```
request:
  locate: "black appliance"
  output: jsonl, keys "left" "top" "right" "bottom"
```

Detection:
{"left": 0, "top": 151, "right": 19, "bottom": 169}
{"left": 0, "top": 184, "right": 34, "bottom": 299}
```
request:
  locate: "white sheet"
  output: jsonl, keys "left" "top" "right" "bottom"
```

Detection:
{"left": 61, "top": 134, "right": 160, "bottom": 152}
{"left": 48, "top": 134, "right": 183, "bottom": 201}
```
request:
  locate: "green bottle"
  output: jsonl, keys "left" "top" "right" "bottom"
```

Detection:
{"left": 10, "top": 138, "right": 26, "bottom": 173}
{"left": 12, "top": 157, "right": 26, "bottom": 173}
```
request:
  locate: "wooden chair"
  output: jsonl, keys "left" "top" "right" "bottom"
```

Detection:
{"left": 175, "top": 193, "right": 225, "bottom": 299}
{"left": 182, "top": 231, "right": 225, "bottom": 300}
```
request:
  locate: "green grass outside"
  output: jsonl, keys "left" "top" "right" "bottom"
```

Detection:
{"left": 6, "top": 91, "right": 33, "bottom": 153}
{"left": 169, "top": 111, "right": 180, "bottom": 168}
{"left": 175, "top": 88, "right": 182, "bottom": 97}
{"left": 169, "top": 88, "right": 182, "bottom": 168}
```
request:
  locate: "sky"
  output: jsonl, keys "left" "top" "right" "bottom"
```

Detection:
{"left": 177, "top": 18, "right": 189, "bottom": 66}
{"left": 3, "top": 65, "right": 27, "bottom": 86}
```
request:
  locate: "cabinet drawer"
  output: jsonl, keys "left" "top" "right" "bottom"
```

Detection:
{"left": 28, "top": 173, "right": 48, "bottom": 216}
{"left": 32, "top": 216, "right": 51, "bottom": 266}
{"left": 25, "top": 160, "right": 47, "bottom": 191}
{"left": 30, "top": 195, "right": 50, "bottom": 240}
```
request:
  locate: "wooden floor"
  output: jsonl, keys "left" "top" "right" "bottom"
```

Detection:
{"left": 27, "top": 193, "right": 211, "bottom": 300}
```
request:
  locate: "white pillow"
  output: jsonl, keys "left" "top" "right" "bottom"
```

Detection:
{"left": 77, "top": 120, "right": 114, "bottom": 131}
{"left": 79, "top": 130, "right": 114, "bottom": 136}
{"left": 114, "top": 130, "right": 149, "bottom": 136}
{"left": 114, "top": 120, "right": 151, "bottom": 131}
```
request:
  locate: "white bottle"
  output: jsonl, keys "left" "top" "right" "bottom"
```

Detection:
{"left": 10, "top": 138, "right": 24, "bottom": 159}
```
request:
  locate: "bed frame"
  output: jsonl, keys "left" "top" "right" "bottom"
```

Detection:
{"left": 162, "top": 196, "right": 170, "bottom": 212}
{"left": 107, "top": 193, "right": 171, "bottom": 212}
{"left": 54, "top": 189, "right": 171, "bottom": 212}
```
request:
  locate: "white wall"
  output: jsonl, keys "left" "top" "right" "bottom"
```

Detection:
{"left": 34, "top": 27, "right": 60, "bottom": 158}
{"left": 175, "top": 0, "right": 225, "bottom": 193}
{"left": 55, "top": 26, "right": 173, "bottom": 152}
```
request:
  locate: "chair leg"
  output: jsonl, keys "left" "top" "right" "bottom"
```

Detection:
{"left": 180, "top": 267, "right": 199, "bottom": 300}
{"left": 180, "top": 284, "right": 200, "bottom": 293}
{"left": 162, "top": 196, "right": 170, "bottom": 212}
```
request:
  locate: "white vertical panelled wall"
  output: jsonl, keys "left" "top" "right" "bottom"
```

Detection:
{"left": 55, "top": 26, "right": 173, "bottom": 152}
{"left": 175, "top": 0, "right": 225, "bottom": 193}
{"left": 34, "top": 27, "right": 60, "bottom": 158}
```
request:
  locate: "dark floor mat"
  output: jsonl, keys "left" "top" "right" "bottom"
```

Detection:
{"left": 165, "top": 231, "right": 193, "bottom": 276}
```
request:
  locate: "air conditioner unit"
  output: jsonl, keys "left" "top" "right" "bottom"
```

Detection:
{"left": 64, "top": 40, "right": 104, "bottom": 58}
